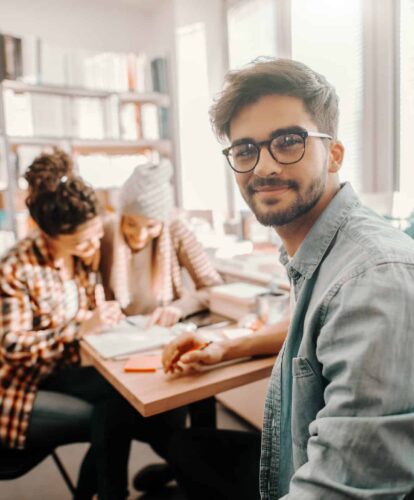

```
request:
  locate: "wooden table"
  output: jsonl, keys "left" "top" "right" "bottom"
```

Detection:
{"left": 81, "top": 341, "right": 276, "bottom": 417}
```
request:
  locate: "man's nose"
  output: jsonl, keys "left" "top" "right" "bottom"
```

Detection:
{"left": 254, "top": 146, "right": 283, "bottom": 177}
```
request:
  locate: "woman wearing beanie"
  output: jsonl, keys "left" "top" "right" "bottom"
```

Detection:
{"left": 100, "top": 159, "right": 223, "bottom": 326}
{"left": 99, "top": 159, "right": 223, "bottom": 492}
{"left": 0, "top": 150, "right": 134, "bottom": 499}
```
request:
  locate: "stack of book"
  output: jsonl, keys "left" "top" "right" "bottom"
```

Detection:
{"left": 0, "top": 30, "right": 166, "bottom": 95}
{"left": 209, "top": 282, "right": 269, "bottom": 321}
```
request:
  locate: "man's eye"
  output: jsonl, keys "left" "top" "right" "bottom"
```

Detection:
{"left": 233, "top": 144, "right": 256, "bottom": 159}
{"left": 275, "top": 134, "right": 303, "bottom": 148}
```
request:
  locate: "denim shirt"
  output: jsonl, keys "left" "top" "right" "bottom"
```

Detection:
{"left": 260, "top": 183, "right": 414, "bottom": 499}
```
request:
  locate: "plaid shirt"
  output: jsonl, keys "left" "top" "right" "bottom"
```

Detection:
{"left": 0, "top": 232, "right": 102, "bottom": 449}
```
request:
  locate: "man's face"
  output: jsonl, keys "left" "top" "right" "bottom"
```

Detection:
{"left": 229, "top": 94, "right": 332, "bottom": 227}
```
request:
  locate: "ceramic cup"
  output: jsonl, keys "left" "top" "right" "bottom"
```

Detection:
{"left": 256, "top": 292, "right": 289, "bottom": 325}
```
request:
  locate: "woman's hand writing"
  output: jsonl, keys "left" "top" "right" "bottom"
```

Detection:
{"left": 78, "top": 300, "right": 124, "bottom": 336}
{"left": 146, "top": 305, "right": 182, "bottom": 328}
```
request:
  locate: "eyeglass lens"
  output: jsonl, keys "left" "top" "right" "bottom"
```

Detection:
{"left": 228, "top": 133, "right": 305, "bottom": 172}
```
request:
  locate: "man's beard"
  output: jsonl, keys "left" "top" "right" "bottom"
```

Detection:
{"left": 243, "top": 172, "right": 326, "bottom": 227}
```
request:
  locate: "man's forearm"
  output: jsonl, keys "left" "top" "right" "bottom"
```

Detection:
{"left": 221, "top": 318, "right": 288, "bottom": 361}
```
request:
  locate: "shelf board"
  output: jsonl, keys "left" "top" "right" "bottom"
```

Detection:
{"left": 7, "top": 136, "right": 172, "bottom": 155}
{"left": 72, "top": 139, "right": 172, "bottom": 156}
{"left": 119, "top": 91, "right": 170, "bottom": 107}
{"left": 1, "top": 80, "right": 112, "bottom": 98}
{"left": 1, "top": 80, "right": 170, "bottom": 106}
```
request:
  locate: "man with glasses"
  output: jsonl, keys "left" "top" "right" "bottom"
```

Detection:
{"left": 168, "top": 58, "right": 414, "bottom": 499}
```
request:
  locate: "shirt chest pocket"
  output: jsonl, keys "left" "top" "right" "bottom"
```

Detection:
{"left": 291, "top": 357, "right": 325, "bottom": 467}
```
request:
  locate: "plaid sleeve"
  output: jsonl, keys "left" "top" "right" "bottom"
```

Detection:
{"left": 0, "top": 267, "right": 79, "bottom": 367}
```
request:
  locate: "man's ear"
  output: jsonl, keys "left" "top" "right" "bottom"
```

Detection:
{"left": 328, "top": 141, "right": 345, "bottom": 173}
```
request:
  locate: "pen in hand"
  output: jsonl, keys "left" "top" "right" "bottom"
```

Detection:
{"left": 194, "top": 341, "right": 213, "bottom": 352}
{"left": 168, "top": 340, "right": 213, "bottom": 371}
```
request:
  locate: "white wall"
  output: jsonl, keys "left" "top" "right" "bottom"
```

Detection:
{"left": 0, "top": 0, "right": 153, "bottom": 53}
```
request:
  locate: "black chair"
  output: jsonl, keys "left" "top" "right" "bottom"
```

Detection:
{"left": 0, "top": 446, "right": 75, "bottom": 495}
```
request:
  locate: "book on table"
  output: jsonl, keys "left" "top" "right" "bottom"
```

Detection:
{"left": 83, "top": 315, "right": 174, "bottom": 359}
{"left": 209, "top": 282, "right": 269, "bottom": 321}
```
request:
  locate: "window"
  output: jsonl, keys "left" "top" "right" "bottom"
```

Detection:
{"left": 227, "top": 0, "right": 277, "bottom": 69}
{"left": 291, "top": 0, "right": 364, "bottom": 192}
{"left": 227, "top": 0, "right": 277, "bottom": 211}
{"left": 399, "top": 0, "right": 414, "bottom": 197}
{"left": 176, "top": 22, "right": 227, "bottom": 212}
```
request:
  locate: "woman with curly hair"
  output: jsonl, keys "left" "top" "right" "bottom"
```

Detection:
{"left": 0, "top": 150, "right": 133, "bottom": 499}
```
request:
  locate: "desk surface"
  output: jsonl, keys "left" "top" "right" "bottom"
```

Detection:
{"left": 81, "top": 341, "right": 276, "bottom": 417}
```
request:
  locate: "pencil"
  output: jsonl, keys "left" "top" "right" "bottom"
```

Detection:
{"left": 199, "top": 341, "right": 213, "bottom": 351}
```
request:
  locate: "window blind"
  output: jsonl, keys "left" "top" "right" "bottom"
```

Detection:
{"left": 227, "top": 0, "right": 277, "bottom": 69}
{"left": 291, "top": 0, "right": 364, "bottom": 193}
{"left": 227, "top": 0, "right": 277, "bottom": 210}
{"left": 399, "top": 0, "right": 414, "bottom": 196}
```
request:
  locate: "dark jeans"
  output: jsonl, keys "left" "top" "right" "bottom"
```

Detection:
{"left": 26, "top": 366, "right": 186, "bottom": 500}
{"left": 169, "top": 428, "right": 261, "bottom": 500}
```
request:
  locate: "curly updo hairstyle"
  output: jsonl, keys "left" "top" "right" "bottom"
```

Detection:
{"left": 24, "top": 149, "right": 99, "bottom": 237}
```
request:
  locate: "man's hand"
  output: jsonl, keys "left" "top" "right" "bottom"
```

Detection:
{"left": 162, "top": 332, "right": 225, "bottom": 373}
{"left": 146, "top": 305, "right": 182, "bottom": 328}
{"left": 79, "top": 300, "right": 124, "bottom": 336}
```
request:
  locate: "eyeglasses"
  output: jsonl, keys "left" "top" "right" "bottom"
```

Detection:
{"left": 222, "top": 129, "right": 332, "bottom": 174}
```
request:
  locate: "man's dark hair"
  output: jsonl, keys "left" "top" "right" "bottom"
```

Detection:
{"left": 210, "top": 58, "right": 339, "bottom": 141}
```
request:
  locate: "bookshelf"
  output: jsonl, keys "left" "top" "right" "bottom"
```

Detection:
{"left": 0, "top": 75, "right": 172, "bottom": 237}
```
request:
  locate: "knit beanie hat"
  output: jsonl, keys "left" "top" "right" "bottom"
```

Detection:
{"left": 118, "top": 159, "right": 173, "bottom": 221}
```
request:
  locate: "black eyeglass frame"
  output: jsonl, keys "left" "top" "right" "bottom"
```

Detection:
{"left": 222, "top": 130, "right": 333, "bottom": 174}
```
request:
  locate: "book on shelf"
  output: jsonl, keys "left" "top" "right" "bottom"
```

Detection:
{"left": 84, "top": 51, "right": 130, "bottom": 92}
{"left": 106, "top": 94, "right": 121, "bottom": 139}
{"left": 0, "top": 137, "right": 8, "bottom": 190}
{"left": 21, "top": 36, "right": 40, "bottom": 84}
{"left": 73, "top": 97, "right": 105, "bottom": 139}
{"left": 0, "top": 33, "right": 23, "bottom": 81}
{"left": 3, "top": 88, "right": 33, "bottom": 136}
{"left": 127, "top": 52, "right": 148, "bottom": 92}
{"left": 135, "top": 52, "right": 149, "bottom": 92}
{"left": 151, "top": 57, "right": 168, "bottom": 93}
{"left": 209, "top": 282, "right": 269, "bottom": 321}
{"left": 31, "top": 94, "right": 66, "bottom": 137}
{"left": 120, "top": 102, "right": 140, "bottom": 140}
{"left": 140, "top": 103, "right": 160, "bottom": 140}
{"left": 158, "top": 106, "right": 170, "bottom": 139}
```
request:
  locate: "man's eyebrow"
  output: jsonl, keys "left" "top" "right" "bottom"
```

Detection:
{"left": 230, "top": 137, "right": 255, "bottom": 147}
{"left": 230, "top": 126, "right": 307, "bottom": 147}
{"left": 269, "top": 126, "right": 306, "bottom": 139}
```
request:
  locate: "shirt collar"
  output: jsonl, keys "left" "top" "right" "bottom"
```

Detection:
{"left": 33, "top": 231, "right": 54, "bottom": 265}
{"left": 279, "top": 183, "right": 360, "bottom": 280}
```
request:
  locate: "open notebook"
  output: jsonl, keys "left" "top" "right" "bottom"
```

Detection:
{"left": 83, "top": 315, "right": 174, "bottom": 359}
